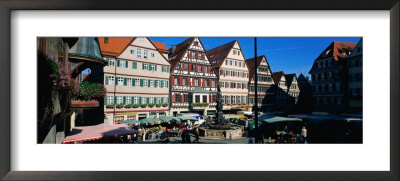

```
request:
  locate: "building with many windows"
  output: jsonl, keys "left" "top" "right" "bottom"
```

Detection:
{"left": 99, "top": 37, "right": 171, "bottom": 124}
{"left": 246, "top": 56, "right": 275, "bottom": 111}
{"left": 309, "top": 41, "right": 356, "bottom": 113}
{"left": 347, "top": 39, "right": 363, "bottom": 113}
{"left": 207, "top": 40, "right": 249, "bottom": 113}
{"left": 168, "top": 37, "right": 218, "bottom": 117}
{"left": 272, "top": 71, "right": 288, "bottom": 111}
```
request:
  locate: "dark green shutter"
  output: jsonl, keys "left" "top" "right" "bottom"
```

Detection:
{"left": 166, "top": 81, "right": 169, "bottom": 88}
{"left": 123, "top": 78, "right": 127, "bottom": 86}
{"left": 148, "top": 64, "right": 152, "bottom": 71}
{"left": 155, "top": 65, "right": 157, "bottom": 71}
{"left": 105, "top": 76, "right": 109, "bottom": 85}
{"left": 146, "top": 97, "right": 149, "bottom": 104}
{"left": 154, "top": 97, "right": 157, "bottom": 104}
{"left": 131, "top": 97, "right": 134, "bottom": 104}
{"left": 148, "top": 80, "right": 151, "bottom": 87}
{"left": 161, "top": 66, "right": 164, "bottom": 72}
{"left": 117, "top": 59, "right": 120, "bottom": 67}
{"left": 115, "top": 76, "right": 118, "bottom": 85}
{"left": 142, "top": 63, "right": 144, "bottom": 70}
{"left": 114, "top": 96, "right": 117, "bottom": 104}
{"left": 139, "top": 96, "right": 142, "bottom": 104}
{"left": 140, "top": 79, "right": 143, "bottom": 87}
{"left": 104, "top": 96, "right": 108, "bottom": 105}
{"left": 161, "top": 97, "right": 164, "bottom": 103}
{"left": 132, "top": 79, "right": 136, "bottom": 86}
{"left": 132, "top": 62, "right": 137, "bottom": 69}
{"left": 123, "top": 96, "right": 126, "bottom": 104}
{"left": 167, "top": 97, "right": 170, "bottom": 103}
{"left": 125, "top": 61, "right": 128, "bottom": 68}
{"left": 154, "top": 80, "right": 158, "bottom": 88}
{"left": 160, "top": 80, "right": 164, "bottom": 88}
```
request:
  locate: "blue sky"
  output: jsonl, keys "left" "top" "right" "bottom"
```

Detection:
{"left": 149, "top": 37, "right": 361, "bottom": 77}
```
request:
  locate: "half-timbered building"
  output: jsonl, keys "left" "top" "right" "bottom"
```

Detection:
{"left": 207, "top": 40, "right": 250, "bottom": 113}
{"left": 246, "top": 56, "right": 275, "bottom": 112}
{"left": 272, "top": 71, "right": 288, "bottom": 111}
{"left": 168, "top": 37, "right": 218, "bottom": 117}
{"left": 99, "top": 37, "right": 171, "bottom": 124}
{"left": 285, "top": 73, "right": 300, "bottom": 113}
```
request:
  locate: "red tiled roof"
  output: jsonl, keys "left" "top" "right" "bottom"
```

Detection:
{"left": 207, "top": 40, "right": 237, "bottom": 69}
{"left": 317, "top": 41, "right": 357, "bottom": 61}
{"left": 151, "top": 40, "right": 169, "bottom": 54}
{"left": 246, "top": 55, "right": 272, "bottom": 82}
{"left": 272, "top": 71, "right": 285, "bottom": 85}
{"left": 168, "top": 37, "right": 195, "bottom": 72}
{"left": 98, "top": 37, "right": 133, "bottom": 57}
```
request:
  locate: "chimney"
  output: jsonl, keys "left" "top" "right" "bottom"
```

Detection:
{"left": 171, "top": 45, "right": 176, "bottom": 54}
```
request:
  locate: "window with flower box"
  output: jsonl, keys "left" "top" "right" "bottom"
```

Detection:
{"left": 107, "top": 96, "right": 114, "bottom": 105}
{"left": 126, "top": 97, "right": 132, "bottom": 104}
{"left": 117, "top": 96, "right": 123, "bottom": 104}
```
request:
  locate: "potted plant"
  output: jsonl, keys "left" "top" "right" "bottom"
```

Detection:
{"left": 106, "top": 104, "right": 115, "bottom": 109}
{"left": 71, "top": 82, "right": 107, "bottom": 108}
{"left": 124, "top": 104, "right": 133, "bottom": 109}
{"left": 162, "top": 103, "right": 168, "bottom": 107}
{"left": 140, "top": 104, "right": 147, "bottom": 108}
{"left": 148, "top": 103, "right": 155, "bottom": 108}
{"left": 156, "top": 103, "right": 161, "bottom": 108}
{"left": 116, "top": 104, "right": 124, "bottom": 109}
{"left": 132, "top": 104, "right": 140, "bottom": 108}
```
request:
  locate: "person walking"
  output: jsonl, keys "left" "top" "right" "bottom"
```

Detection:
{"left": 193, "top": 128, "right": 200, "bottom": 143}
{"left": 229, "top": 133, "right": 232, "bottom": 141}
{"left": 181, "top": 128, "right": 186, "bottom": 143}
{"left": 186, "top": 129, "right": 191, "bottom": 143}
{"left": 301, "top": 126, "right": 307, "bottom": 143}
{"left": 142, "top": 130, "right": 146, "bottom": 142}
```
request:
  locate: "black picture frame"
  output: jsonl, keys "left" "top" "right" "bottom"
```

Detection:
{"left": 0, "top": 0, "right": 399, "bottom": 180}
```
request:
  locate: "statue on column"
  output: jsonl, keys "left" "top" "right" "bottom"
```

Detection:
{"left": 216, "top": 81, "right": 224, "bottom": 125}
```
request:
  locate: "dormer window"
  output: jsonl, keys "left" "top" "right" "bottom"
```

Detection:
{"left": 104, "top": 37, "right": 108, "bottom": 44}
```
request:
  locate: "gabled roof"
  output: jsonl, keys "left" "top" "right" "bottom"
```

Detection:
{"left": 207, "top": 40, "right": 237, "bottom": 69}
{"left": 272, "top": 71, "right": 285, "bottom": 85}
{"left": 297, "top": 73, "right": 312, "bottom": 89}
{"left": 168, "top": 37, "right": 196, "bottom": 71}
{"left": 316, "top": 41, "right": 357, "bottom": 61}
{"left": 246, "top": 55, "right": 271, "bottom": 81}
{"left": 285, "top": 73, "right": 296, "bottom": 88}
{"left": 151, "top": 40, "right": 169, "bottom": 54}
{"left": 98, "top": 37, "right": 134, "bottom": 57}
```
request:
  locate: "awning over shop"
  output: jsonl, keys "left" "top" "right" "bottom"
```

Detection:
{"left": 159, "top": 116, "right": 180, "bottom": 122}
{"left": 224, "top": 115, "right": 240, "bottom": 119}
{"left": 62, "top": 123, "right": 138, "bottom": 143}
{"left": 119, "top": 120, "right": 140, "bottom": 125}
{"left": 139, "top": 118, "right": 161, "bottom": 123}
{"left": 176, "top": 116, "right": 198, "bottom": 121}
{"left": 289, "top": 114, "right": 362, "bottom": 122}
{"left": 260, "top": 116, "right": 302, "bottom": 123}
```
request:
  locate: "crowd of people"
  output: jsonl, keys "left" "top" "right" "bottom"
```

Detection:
{"left": 120, "top": 120, "right": 201, "bottom": 144}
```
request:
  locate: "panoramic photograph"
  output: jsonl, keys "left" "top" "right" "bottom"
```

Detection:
{"left": 37, "top": 37, "right": 363, "bottom": 144}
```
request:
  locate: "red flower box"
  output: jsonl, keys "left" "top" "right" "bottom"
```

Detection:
{"left": 70, "top": 100, "right": 99, "bottom": 108}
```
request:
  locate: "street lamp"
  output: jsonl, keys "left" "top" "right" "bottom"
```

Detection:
{"left": 254, "top": 37, "right": 259, "bottom": 144}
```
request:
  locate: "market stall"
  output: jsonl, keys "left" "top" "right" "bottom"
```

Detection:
{"left": 62, "top": 123, "right": 138, "bottom": 143}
